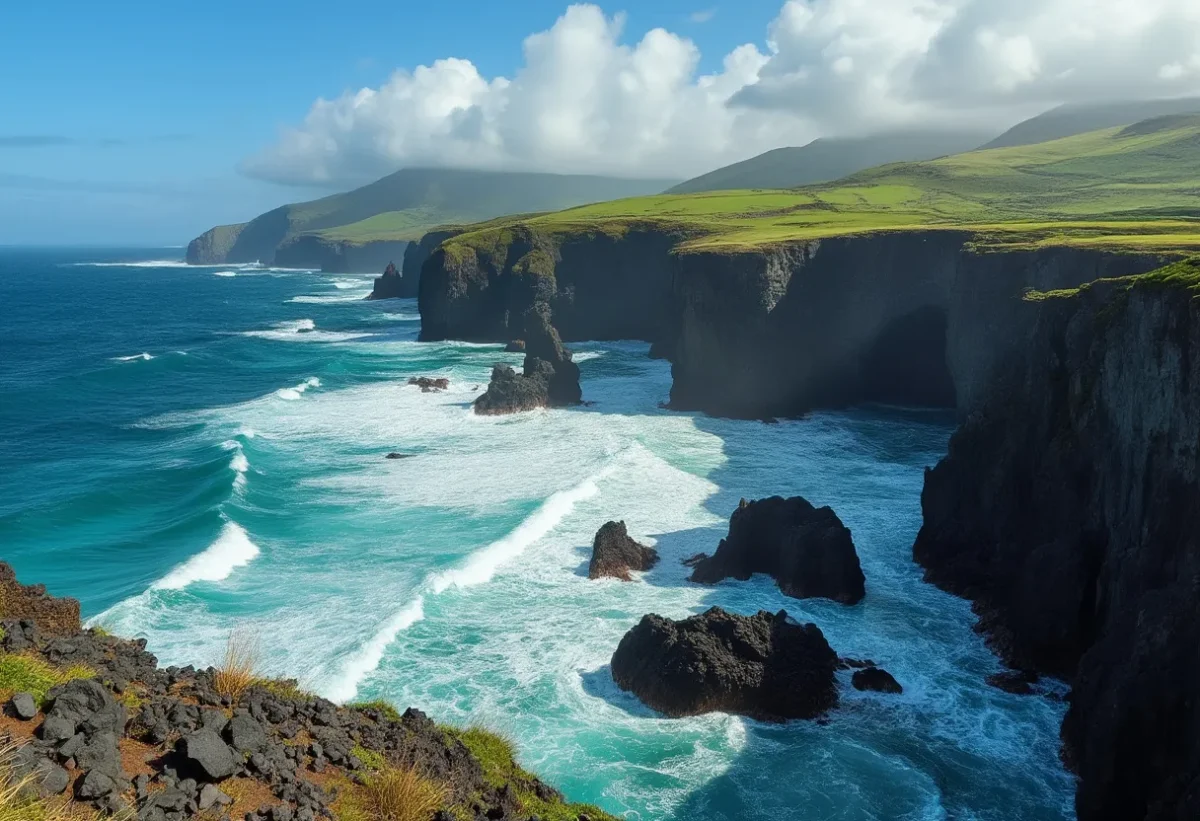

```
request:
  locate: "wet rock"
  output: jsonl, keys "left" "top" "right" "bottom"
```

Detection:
{"left": 986, "top": 669, "right": 1040, "bottom": 696}
{"left": 588, "top": 521, "right": 659, "bottom": 581}
{"left": 179, "top": 729, "right": 238, "bottom": 781}
{"left": 680, "top": 553, "right": 707, "bottom": 568}
{"left": 851, "top": 667, "right": 903, "bottom": 694}
{"left": 690, "top": 496, "right": 866, "bottom": 604}
{"left": 611, "top": 607, "right": 839, "bottom": 721}
{"left": 408, "top": 376, "right": 450, "bottom": 392}
{"left": 384, "top": 452, "right": 414, "bottom": 460}
{"left": 474, "top": 305, "right": 581, "bottom": 415}
{"left": 504, "top": 340, "right": 526, "bottom": 353}
{"left": 9, "top": 692, "right": 37, "bottom": 720}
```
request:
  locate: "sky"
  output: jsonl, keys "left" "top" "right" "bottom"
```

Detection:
{"left": 2, "top": 0, "right": 1199, "bottom": 245}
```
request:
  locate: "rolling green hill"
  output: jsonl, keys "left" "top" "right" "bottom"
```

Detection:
{"left": 983, "top": 97, "right": 1200, "bottom": 149}
{"left": 439, "top": 114, "right": 1200, "bottom": 256}
{"left": 666, "top": 131, "right": 994, "bottom": 194}
{"left": 186, "top": 168, "right": 678, "bottom": 266}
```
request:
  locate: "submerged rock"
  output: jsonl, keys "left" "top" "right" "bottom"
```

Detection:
{"left": 851, "top": 667, "right": 903, "bottom": 694}
{"left": 474, "top": 305, "right": 581, "bottom": 415}
{"left": 610, "top": 607, "right": 838, "bottom": 721}
{"left": 986, "top": 669, "right": 1040, "bottom": 696}
{"left": 408, "top": 376, "right": 450, "bottom": 392}
{"left": 588, "top": 521, "right": 659, "bottom": 581}
{"left": 690, "top": 496, "right": 865, "bottom": 604}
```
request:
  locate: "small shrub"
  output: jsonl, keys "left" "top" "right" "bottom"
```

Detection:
{"left": 0, "top": 653, "right": 92, "bottom": 706}
{"left": 212, "top": 628, "right": 260, "bottom": 704}
{"left": 255, "top": 678, "right": 309, "bottom": 701}
{"left": 446, "top": 727, "right": 517, "bottom": 788}
{"left": 351, "top": 745, "right": 387, "bottom": 772}
{"left": 348, "top": 700, "right": 403, "bottom": 723}
{"left": 361, "top": 766, "right": 445, "bottom": 821}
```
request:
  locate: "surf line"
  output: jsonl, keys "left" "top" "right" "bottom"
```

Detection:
{"left": 325, "top": 469, "right": 610, "bottom": 703}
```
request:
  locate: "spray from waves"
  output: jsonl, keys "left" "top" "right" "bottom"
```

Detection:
{"left": 239, "top": 319, "right": 374, "bottom": 343}
{"left": 275, "top": 377, "right": 321, "bottom": 400}
{"left": 332, "top": 279, "right": 370, "bottom": 290}
{"left": 213, "top": 270, "right": 238, "bottom": 278}
{"left": 222, "top": 439, "right": 250, "bottom": 490}
{"left": 287, "top": 294, "right": 369, "bottom": 304}
{"left": 572, "top": 351, "right": 605, "bottom": 363}
{"left": 113, "top": 352, "right": 154, "bottom": 362}
{"left": 151, "top": 519, "right": 261, "bottom": 590}
{"left": 324, "top": 472, "right": 605, "bottom": 703}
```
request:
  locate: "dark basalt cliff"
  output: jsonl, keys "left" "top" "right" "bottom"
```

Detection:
{"left": 274, "top": 236, "right": 410, "bottom": 274}
{"left": 417, "top": 222, "right": 1196, "bottom": 819}
{"left": 914, "top": 275, "right": 1200, "bottom": 821}
{"left": 474, "top": 304, "right": 582, "bottom": 415}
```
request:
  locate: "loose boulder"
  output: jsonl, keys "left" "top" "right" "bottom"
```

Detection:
{"left": 179, "top": 729, "right": 239, "bottom": 781}
{"left": 690, "top": 496, "right": 866, "bottom": 604}
{"left": 610, "top": 607, "right": 839, "bottom": 721}
{"left": 588, "top": 522, "right": 659, "bottom": 581}
{"left": 851, "top": 667, "right": 903, "bottom": 694}
{"left": 9, "top": 692, "right": 37, "bottom": 720}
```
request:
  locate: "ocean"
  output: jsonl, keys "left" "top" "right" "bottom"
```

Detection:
{"left": 0, "top": 247, "right": 1073, "bottom": 820}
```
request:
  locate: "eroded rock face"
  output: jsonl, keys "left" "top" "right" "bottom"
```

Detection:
{"left": 689, "top": 497, "right": 865, "bottom": 604}
{"left": 474, "top": 305, "right": 581, "bottom": 415}
{"left": 588, "top": 521, "right": 659, "bottom": 581}
{"left": 0, "top": 563, "right": 80, "bottom": 634}
{"left": 610, "top": 607, "right": 838, "bottom": 721}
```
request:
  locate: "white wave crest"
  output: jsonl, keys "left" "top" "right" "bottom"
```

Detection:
{"left": 287, "top": 293, "right": 369, "bottom": 304}
{"left": 240, "top": 319, "right": 373, "bottom": 343}
{"left": 333, "top": 278, "right": 369, "bottom": 289}
{"left": 325, "top": 599, "right": 426, "bottom": 703}
{"left": 572, "top": 351, "right": 604, "bottom": 363}
{"left": 325, "top": 471, "right": 604, "bottom": 702}
{"left": 151, "top": 520, "right": 260, "bottom": 590}
{"left": 275, "top": 377, "right": 322, "bottom": 400}
{"left": 213, "top": 270, "right": 237, "bottom": 278}
{"left": 113, "top": 352, "right": 154, "bottom": 362}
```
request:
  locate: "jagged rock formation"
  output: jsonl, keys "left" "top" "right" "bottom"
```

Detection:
{"left": 588, "top": 522, "right": 659, "bottom": 581}
{"left": 913, "top": 272, "right": 1200, "bottom": 821}
{"left": 0, "top": 563, "right": 80, "bottom": 635}
{"left": 0, "top": 563, "right": 617, "bottom": 821}
{"left": 408, "top": 376, "right": 450, "bottom": 392}
{"left": 610, "top": 607, "right": 839, "bottom": 721}
{"left": 367, "top": 261, "right": 409, "bottom": 300}
{"left": 689, "top": 496, "right": 865, "bottom": 604}
{"left": 474, "top": 305, "right": 581, "bottom": 415}
{"left": 851, "top": 667, "right": 903, "bottom": 694}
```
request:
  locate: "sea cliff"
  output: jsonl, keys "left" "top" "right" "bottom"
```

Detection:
{"left": 416, "top": 223, "right": 1198, "bottom": 819}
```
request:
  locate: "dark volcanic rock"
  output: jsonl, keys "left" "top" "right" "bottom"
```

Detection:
{"left": 610, "top": 607, "right": 838, "bottom": 721}
{"left": 588, "top": 521, "right": 659, "bottom": 581}
{"left": 9, "top": 691, "right": 37, "bottom": 720}
{"left": 368, "top": 261, "right": 412, "bottom": 300}
{"left": 690, "top": 497, "right": 866, "bottom": 604}
{"left": 474, "top": 304, "right": 581, "bottom": 415}
{"left": 384, "top": 452, "right": 414, "bottom": 459}
{"left": 851, "top": 667, "right": 903, "bottom": 694}
{"left": 408, "top": 376, "right": 450, "bottom": 392}
{"left": 913, "top": 276, "right": 1200, "bottom": 821}
{"left": 179, "top": 729, "right": 238, "bottom": 781}
{"left": 986, "top": 669, "right": 1040, "bottom": 696}
{"left": 505, "top": 339, "right": 526, "bottom": 353}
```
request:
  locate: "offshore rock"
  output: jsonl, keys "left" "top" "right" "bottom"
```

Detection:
{"left": 690, "top": 497, "right": 865, "bottom": 604}
{"left": 851, "top": 667, "right": 903, "bottom": 694}
{"left": 610, "top": 607, "right": 838, "bottom": 721}
{"left": 474, "top": 305, "right": 581, "bottom": 415}
{"left": 367, "top": 261, "right": 410, "bottom": 300}
{"left": 408, "top": 376, "right": 450, "bottom": 392}
{"left": 588, "top": 521, "right": 659, "bottom": 581}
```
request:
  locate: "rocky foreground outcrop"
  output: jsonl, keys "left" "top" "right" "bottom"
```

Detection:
{"left": 610, "top": 607, "right": 839, "bottom": 721}
{"left": 0, "top": 564, "right": 614, "bottom": 821}
{"left": 474, "top": 305, "right": 581, "bottom": 415}
{"left": 588, "top": 522, "right": 659, "bottom": 581}
{"left": 0, "top": 563, "right": 80, "bottom": 635}
{"left": 689, "top": 497, "right": 865, "bottom": 604}
{"left": 913, "top": 268, "right": 1200, "bottom": 821}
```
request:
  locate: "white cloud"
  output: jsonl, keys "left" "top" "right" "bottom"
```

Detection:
{"left": 243, "top": 1, "right": 1200, "bottom": 187}
{"left": 690, "top": 8, "right": 717, "bottom": 24}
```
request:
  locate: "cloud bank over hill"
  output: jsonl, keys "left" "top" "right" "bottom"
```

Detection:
{"left": 243, "top": 0, "right": 1200, "bottom": 186}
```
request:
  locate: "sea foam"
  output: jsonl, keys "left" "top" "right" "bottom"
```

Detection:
{"left": 275, "top": 377, "right": 322, "bottom": 400}
{"left": 113, "top": 352, "right": 154, "bottom": 362}
{"left": 151, "top": 520, "right": 261, "bottom": 590}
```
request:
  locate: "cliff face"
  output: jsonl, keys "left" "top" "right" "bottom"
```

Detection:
{"left": 418, "top": 228, "right": 678, "bottom": 343}
{"left": 915, "top": 277, "right": 1200, "bottom": 821}
{"left": 274, "top": 235, "right": 410, "bottom": 273}
{"left": 186, "top": 223, "right": 246, "bottom": 265}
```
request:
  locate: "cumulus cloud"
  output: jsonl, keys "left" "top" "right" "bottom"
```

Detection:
{"left": 243, "top": 0, "right": 1200, "bottom": 186}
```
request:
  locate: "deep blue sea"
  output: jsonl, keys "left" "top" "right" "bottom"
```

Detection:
{"left": 0, "top": 247, "right": 1073, "bottom": 820}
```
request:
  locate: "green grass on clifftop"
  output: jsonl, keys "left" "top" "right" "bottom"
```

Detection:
{"left": 441, "top": 114, "right": 1200, "bottom": 256}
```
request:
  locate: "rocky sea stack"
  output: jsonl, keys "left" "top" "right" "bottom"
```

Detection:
{"left": 690, "top": 496, "right": 866, "bottom": 604}
{"left": 367, "top": 261, "right": 415, "bottom": 300}
{"left": 0, "top": 563, "right": 617, "bottom": 821}
{"left": 588, "top": 521, "right": 659, "bottom": 581}
{"left": 610, "top": 607, "right": 839, "bottom": 721}
{"left": 474, "top": 305, "right": 581, "bottom": 415}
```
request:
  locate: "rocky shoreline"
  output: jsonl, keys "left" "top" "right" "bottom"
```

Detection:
{"left": 0, "top": 564, "right": 615, "bottom": 821}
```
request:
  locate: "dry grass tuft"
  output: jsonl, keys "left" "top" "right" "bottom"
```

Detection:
{"left": 361, "top": 766, "right": 445, "bottom": 821}
{"left": 212, "top": 627, "right": 260, "bottom": 704}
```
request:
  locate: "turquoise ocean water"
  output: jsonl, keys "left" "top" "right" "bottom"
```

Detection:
{"left": 0, "top": 248, "right": 1073, "bottom": 820}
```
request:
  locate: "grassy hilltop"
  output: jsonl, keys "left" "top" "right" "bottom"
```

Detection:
{"left": 440, "top": 114, "right": 1200, "bottom": 257}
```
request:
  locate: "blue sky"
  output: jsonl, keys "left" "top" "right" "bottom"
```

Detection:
{"left": 0, "top": 1, "right": 779, "bottom": 245}
{"left": 3, "top": 0, "right": 1197, "bottom": 245}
